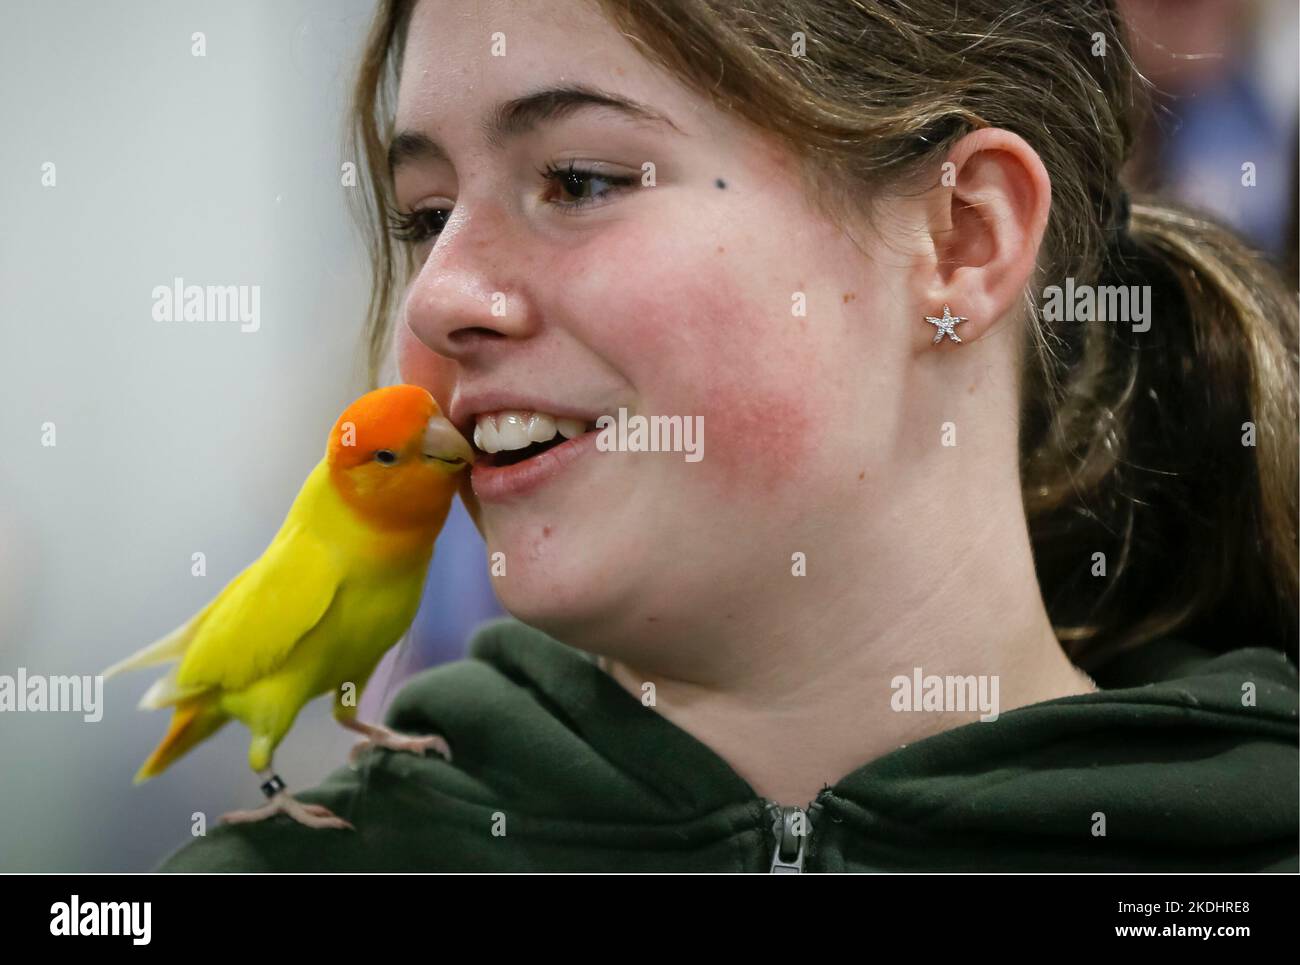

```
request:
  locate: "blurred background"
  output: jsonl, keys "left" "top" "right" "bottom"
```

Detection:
{"left": 1121, "top": 0, "right": 1298, "bottom": 275}
{"left": 0, "top": 0, "right": 1295, "bottom": 871}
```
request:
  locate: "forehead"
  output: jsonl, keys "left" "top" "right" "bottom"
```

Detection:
{"left": 395, "top": 0, "right": 704, "bottom": 135}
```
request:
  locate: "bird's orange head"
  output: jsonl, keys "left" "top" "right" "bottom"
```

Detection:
{"left": 326, "top": 385, "right": 473, "bottom": 531}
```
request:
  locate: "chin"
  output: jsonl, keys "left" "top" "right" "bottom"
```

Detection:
{"left": 498, "top": 594, "right": 615, "bottom": 652}
{"left": 488, "top": 552, "right": 613, "bottom": 641}
{"left": 481, "top": 509, "right": 677, "bottom": 650}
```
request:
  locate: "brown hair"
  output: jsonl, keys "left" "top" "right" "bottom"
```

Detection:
{"left": 348, "top": 0, "right": 1298, "bottom": 664}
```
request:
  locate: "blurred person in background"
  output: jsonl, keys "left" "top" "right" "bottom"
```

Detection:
{"left": 1120, "top": 0, "right": 1298, "bottom": 274}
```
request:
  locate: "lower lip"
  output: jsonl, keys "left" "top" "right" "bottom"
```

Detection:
{"left": 470, "top": 431, "right": 598, "bottom": 502}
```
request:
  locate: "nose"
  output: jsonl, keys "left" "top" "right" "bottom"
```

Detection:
{"left": 402, "top": 202, "right": 537, "bottom": 362}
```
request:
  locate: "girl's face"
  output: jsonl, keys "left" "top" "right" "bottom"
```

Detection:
{"left": 395, "top": 0, "right": 910, "bottom": 660}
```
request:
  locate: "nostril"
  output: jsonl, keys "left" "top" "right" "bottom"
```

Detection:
{"left": 450, "top": 326, "right": 505, "bottom": 344}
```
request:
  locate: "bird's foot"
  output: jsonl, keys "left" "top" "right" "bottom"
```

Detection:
{"left": 220, "top": 792, "right": 354, "bottom": 831}
{"left": 346, "top": 722, "right": 452, "bottom": 767}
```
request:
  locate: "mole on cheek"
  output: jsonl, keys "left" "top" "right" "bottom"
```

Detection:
{"left": 715, "top": 178, "right": 727, "bottom": 189}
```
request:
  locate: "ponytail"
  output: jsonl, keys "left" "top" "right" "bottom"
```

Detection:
{"left": 1023, "top": 198, "right": 1299, "bottom": 666}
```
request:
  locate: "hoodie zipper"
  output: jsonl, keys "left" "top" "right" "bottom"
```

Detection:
{"left": 767, "top": 802, "right": 813, "bottom": 873}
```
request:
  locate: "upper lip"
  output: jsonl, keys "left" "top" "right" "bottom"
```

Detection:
{"left": 448, "top": 390, "right": 605, "bottom": 446}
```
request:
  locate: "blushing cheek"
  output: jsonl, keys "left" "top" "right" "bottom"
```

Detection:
{"left": 696, "top": 379, "right": 817, "bottom": 500}
{"left": 572, "top": 220, "right": 827, "bottom": 501}
{"left": 397, "top": 322, "right": 457, "bottom": 411}
{"left": 635, "top": 272, "right": 821, "bottom": 500}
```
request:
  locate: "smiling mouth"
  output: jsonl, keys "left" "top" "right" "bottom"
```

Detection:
{"left": 473, "top": 411, "right": 600, "bottom": 468}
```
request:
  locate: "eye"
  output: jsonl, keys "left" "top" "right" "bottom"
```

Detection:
{"left": 374, "top": 449, "right": 398, "bottom": 465}
{"left": 387, "top": 164, "right": 633, "bottom": 248}
{"left": 387, "top": 206, "right": 451, "bottom": 246}
{"left": 539, "top": 160, "right": 635, "bottom": 209}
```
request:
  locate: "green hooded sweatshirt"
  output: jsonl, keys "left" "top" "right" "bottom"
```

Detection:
{"left": 157, "top": 617, "right": 1298, "bottom": 872}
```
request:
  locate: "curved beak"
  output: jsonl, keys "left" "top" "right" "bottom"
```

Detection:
{"left": 422, "top": 414, "right": 475, "bottom": 469}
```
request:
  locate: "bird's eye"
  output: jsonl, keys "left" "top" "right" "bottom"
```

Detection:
{"left": 374, "top": 449, "right": 397, "bottom": 465}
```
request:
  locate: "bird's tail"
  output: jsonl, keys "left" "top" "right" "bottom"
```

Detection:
{"left": 102, "top": 618, "right": 197, "bottom": 680}
{"left": 133, "top": 699, "right": 229, "bottom": 784}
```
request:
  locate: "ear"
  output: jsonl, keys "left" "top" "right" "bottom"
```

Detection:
{"left": 914, "top": 128, "right": 1051, "bottom": 349}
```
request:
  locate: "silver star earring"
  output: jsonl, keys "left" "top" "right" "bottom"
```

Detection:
{"left": 925, "top": 305, "right": 968, "bottom": 344}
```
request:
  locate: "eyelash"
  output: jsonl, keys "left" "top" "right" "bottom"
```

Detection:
{"left": 387, "top": 160, "right": 636, "bottom": 247}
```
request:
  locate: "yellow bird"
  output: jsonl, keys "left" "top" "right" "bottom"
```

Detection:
{"left": 103, "top": 384, "right": 473, "bottom": 829}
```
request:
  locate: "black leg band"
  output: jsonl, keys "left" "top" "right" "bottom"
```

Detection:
{"left": 260, "top": 774, "right": 287, "bottom": 798}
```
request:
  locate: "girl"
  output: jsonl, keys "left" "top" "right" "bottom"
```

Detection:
{"left": 161, "top": 0, "right": 1298, "bottom": 872}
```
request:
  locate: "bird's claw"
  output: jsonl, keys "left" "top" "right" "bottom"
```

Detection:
{"left": 220, "top": 792, "right": 354, "bottom": 831}
{"left": 348, "top": 729, "right": 452, "bottom": 768}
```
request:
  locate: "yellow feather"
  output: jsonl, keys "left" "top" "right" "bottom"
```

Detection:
{"left": 122, "top": 455, "right": 448, "bottom": 780}
{"left": 101, "top": 569, "right": 250, "bottom": 681}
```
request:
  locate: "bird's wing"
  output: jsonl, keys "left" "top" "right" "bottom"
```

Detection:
{"left": 168, "top": 523, "right": 344, "bottom": 696}
{"left": 104, "top": 562, "right": 262, "bottom": 681}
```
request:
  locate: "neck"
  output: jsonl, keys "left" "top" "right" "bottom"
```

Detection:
{"left": 598, "top": 459, "right": 1096, "bottom": 808}
{"left": 307, "top": 462, "right": 443, "bottom": 566}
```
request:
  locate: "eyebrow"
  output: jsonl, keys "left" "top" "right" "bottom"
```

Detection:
{"left": 387, "top": 83, "right": 682, "bottom": 176}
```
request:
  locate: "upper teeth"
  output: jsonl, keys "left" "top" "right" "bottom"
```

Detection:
{"left": 473, "top": 411, "right": 588, "bottom": 453}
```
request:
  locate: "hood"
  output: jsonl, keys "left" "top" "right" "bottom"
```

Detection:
{"left": 159, "top": 618, "right": 1298, "bottom": 872}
